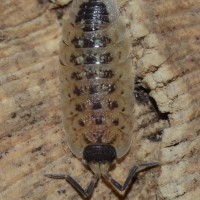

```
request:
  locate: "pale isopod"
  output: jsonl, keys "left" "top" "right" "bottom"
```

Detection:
{"left": 45, "top": 0, "right": 159, "bottom": 197}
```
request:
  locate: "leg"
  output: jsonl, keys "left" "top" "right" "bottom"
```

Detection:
{"left": 45, "top": 173, "right": 99, "bottom": 198}
{"left": 103, "top": 162, "right": 159, "bottom": 192}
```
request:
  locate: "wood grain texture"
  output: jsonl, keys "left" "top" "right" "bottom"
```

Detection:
{"left": 0, "top": 0, "right": 199, "bottom": 199}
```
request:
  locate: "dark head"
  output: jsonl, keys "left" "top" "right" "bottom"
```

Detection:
{"left": 83, "top": 144, "right": 117, "bottom": 175}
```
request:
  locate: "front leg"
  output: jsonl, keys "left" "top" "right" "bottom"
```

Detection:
{"left": 45, "top": 173, "right": 99, "bottom": 198}
{"left": 103, "top": 162, "right": 159, "bottom": 192}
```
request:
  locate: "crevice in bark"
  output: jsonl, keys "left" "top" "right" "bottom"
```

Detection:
{"left": 134, "top": 77, "right": 170, "bottom": 122}
{"left": 165, "top": 139, "right": 187, "bottom": 148}
{"left": 148, "top": 96, "right": 169, "bottom": 121}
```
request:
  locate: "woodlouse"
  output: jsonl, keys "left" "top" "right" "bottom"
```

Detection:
{"left": 45, "top": 0, "right": 159, "bottom": 197}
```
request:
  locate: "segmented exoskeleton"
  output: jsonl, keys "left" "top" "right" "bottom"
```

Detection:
{"left": 46, "top": 0, "right": 159, "bottom": 197}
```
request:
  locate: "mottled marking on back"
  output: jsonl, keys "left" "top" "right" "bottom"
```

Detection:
{"left": 60, "top": 0, "right": 134, "bottom": 159}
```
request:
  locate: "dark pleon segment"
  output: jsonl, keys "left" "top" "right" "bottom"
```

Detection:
{"left": 79, "top": 1, "right": 108, "bottom": 14}
{"left": 83, "top": 23, "right": 101, "bottom": 32}
{"left": 78, "top": 7, "right": 108, "bottom": 15}
{"left": 76, "top": 0, "right": 110, "bottom": 32}
{"left": 71, "top": 36, "right": 111, "bottom": 48}
{"left": 76, "top": 14, "right": 109, "bottom": 24}
{"left": 83, "top": 144, "right": 117, "bottom": 163}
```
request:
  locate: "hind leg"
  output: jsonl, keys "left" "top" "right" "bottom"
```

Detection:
{"left": 103, "top": 162, "right": 159, "bottom": 192}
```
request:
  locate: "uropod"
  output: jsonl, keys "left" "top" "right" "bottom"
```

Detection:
{"left": 46, "top": 0, "right": 159, "bottom": 197}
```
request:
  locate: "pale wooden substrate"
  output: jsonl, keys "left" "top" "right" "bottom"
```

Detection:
{"left": 0, "top": 0, "right": 199, "bottom": 200}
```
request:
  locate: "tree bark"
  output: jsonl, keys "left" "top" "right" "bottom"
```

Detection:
{"left": 0, "top": 0, "right": 199, "bottom": 199}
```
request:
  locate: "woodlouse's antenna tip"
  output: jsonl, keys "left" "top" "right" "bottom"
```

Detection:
{"left": 153, "top": 161, "right": 160, "bottom": 166}
{"left": 146, "top": 162, "right": 160, "bottom": 168}
{"left": 44, "top": 174, "right": 51, "bottom": 178}
{"left": 44, "top": 174, "right": 66, "bottom": 179}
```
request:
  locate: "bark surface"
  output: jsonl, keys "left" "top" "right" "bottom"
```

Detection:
{"left": 0, "top": 0, "right": 199, "bottom": 199}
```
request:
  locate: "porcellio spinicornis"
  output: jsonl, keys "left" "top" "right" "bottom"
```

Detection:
{"left": 46, "top": 0, "right": 159, "bottom": 197}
